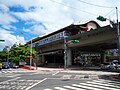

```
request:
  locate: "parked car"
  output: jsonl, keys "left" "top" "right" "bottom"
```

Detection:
{"left": 11, "top": 63, "right": 19, "bottom": 68}
{"left": 2, "top": 62, "right": 10, "bottom": 69}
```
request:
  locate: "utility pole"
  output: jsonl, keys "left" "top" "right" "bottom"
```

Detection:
{"left": 116, "top": 7, "right": 120, "bottom": 63}
{"left": 21, "top": 32, "right": 33, "bottom": 69}
{"left": 30, "top": 40, "right": 32, "bottom": 70}
{"left": 97, "top": 7, "right": 119, "bottom": 63}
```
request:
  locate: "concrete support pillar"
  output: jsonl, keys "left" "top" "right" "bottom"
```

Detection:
{"left": 66, "top": 49, "right": 72, "bottom": 66}
{"left": 41, "top": 55, "right": 45, "bottom": 63}
{"left": 100, "top": 53, "right": 106, "bottom": 64}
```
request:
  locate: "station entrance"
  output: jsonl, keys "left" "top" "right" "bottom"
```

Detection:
{"left": 44, "top": 50, "right": 64, "bottom": 67}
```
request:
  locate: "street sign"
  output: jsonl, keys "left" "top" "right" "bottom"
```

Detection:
{"left": 0, "top": 40, "right": 5, "bottom": 42}
{"left": 29, "top": 54, "right": 32, "bottom": 58}
{"left": 71, "top": 40, "right": 80, "bottom": 43}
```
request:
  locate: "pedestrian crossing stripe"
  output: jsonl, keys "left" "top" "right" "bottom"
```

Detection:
{"left": 55, "top": 87, "right": 68, "bottom": 90}
{"left": 64, "top": 85, "right": 86, "bottom": 90}
{"left": 43, "top": 79, "right": 120, "bottom": 90}
{"left": 0, "top": 69, "right": 53, "bottom": 75}
{"left": 73, "top": 84, "right": 102, "bottom": 90}
{"left": 61, "top": 75, "right": 72, "bottom": 79}
{"left": 61, "top": 75, "right": 99, "bottom": 80}
{"left": 74, "top": 75, "right": 85, "bottom": 79}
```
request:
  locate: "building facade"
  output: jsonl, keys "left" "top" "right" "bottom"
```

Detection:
{"left": 27, "top": 21, "right": 117, "bottom": 67}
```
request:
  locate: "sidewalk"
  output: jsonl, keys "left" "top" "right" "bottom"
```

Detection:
{"left": 20, "top": 65, "right": 120, "bottom": 72}
{"left": 20, "top": 65, "right": 120, "bottom": 80}
{"left": 20, "top": 65, "right": 65, "bottom": 71}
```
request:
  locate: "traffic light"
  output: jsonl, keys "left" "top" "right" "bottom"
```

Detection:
{"left": 97, "top": 16, "right": 106, "bottom": 21}
{"left": 71, "top": 40, "right": 80, "bottom": 43}
{"left": 0, "top": 40, "right": 5, "bottom": 42}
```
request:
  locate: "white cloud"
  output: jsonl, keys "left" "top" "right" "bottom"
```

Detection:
{"left": 0, "top": 13, "right": 18, "bottom": 25}
{"left": 0, "top": 0, "right": 120, "bottom": 51}
{"left": 0, "top": 28, "right": 25, "bottom": 51}
{"left": 0, "top": 4, "right": 9, "bottom": 12}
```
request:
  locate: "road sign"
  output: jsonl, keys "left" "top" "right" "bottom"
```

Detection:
{"left": 0, "top": 40, "right": 5, "bottom": 42}
{"left": 29, "top": 54, "right": 32, "bottom": 58}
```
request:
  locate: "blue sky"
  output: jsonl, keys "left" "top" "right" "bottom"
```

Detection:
{"left": 0, "top": 0, "right": 120, "bottom": 51}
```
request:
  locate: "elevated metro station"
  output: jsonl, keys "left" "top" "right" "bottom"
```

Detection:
{"left": 27, "top": 21, "right": 119, "bottom": 68}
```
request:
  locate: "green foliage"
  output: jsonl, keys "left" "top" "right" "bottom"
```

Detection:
{"left": 0, "top": 51, "right": 8, "bottom": 61}
{"left": 9, "top": 44, "right": 36, "bottom": 63}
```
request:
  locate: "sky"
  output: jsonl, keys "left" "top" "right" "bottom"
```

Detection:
{"left": 0, "top": 0, "right": 120, "bottom": 51}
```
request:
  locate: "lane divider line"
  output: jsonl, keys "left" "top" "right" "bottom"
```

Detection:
{"left": 25, "top": 78, "right": 47, "bottom": 90}
{"left": 52, "top": 71, "right": 59, "bottom": 76}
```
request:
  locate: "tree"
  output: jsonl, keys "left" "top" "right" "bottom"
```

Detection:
{"left": 0, "top": 51, "right": 8, "bottom": 61}
{"left": 9, "top": 44, "right": 36, "bottom": 64}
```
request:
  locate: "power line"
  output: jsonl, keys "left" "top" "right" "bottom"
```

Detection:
{"left": 77, "top": 0, "right": 114, "bottom": 8}
{"left": 104, "top": 8, "right": 115, "bottom": 16}
{"left": 49, "top": 0, "right": 97, "bottom": 16}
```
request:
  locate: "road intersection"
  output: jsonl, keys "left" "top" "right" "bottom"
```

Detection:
{"left": 0, "top": 68, "right": 119, "bottom": 90}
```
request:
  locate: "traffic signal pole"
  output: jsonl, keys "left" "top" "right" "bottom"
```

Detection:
{"left": 116, "top": 7, "right": 120, "bottom": 63}
{"left": 97, "top": 7, "right": 120, "bottom": 63}
{"left": 30, "top": 40, "right": 32, "bottom": 70}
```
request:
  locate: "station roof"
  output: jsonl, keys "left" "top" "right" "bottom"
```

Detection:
{"left": 26, "top": 20, "right": 100, "bottom": 44}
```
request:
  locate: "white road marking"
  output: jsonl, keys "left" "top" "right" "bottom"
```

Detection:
{"left": 52, "top": 71, "right": 59, "bottom": 76}
{"left": 64, "top": 86, "right": 85, "bottom": 90}
{"left": 43, "top": 88, "right": 52, "bottom": 90}
{"left": 74, "top": 75, "right": 85, "bottom": 79}
{"left": 61, "top": 75, "right": 72, "bottom": 80}
{"left": 94, "top": 79, "right": 120, "bottom": 84}
{"left": 73, "top": 84, "right": 102, "bottom": 90}
{"left": 25, "top": 78, "right": 47, "bottom": 90}
{"left": 0, "top": 77, "right": 21, "bottom": 84}
{"left": 54, "top": 87, "right": 68, "bottom": 90}
{"left": 86, "top": 81, "right": 120, "bottom": 90}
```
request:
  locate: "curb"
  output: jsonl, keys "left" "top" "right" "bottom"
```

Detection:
{"left": 19, "top": 65, "right": 35, "bottom": 70}
{"left": 110, "top": 74, "right": 120, "bottom": 81}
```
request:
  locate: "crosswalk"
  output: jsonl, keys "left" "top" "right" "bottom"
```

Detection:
{"left": 61, "top": 74, "right": 99, "bottom": 80}
{"left": 0, "top": 69, "right": 36, "bottom": 77}
{"left": 43, "top": 79, "right": 120, "bottom": 90}
{"left": 0, "top": 69, "right": 55, "bottom": 77}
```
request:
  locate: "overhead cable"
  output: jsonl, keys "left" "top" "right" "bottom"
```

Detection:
{"left": 49, "top": 0, "right": 97, "bottom": 16}
{"left": 77, "top": 0, "right": 114, "bottom": 8}
{"left": 104, "top": 8, "right": 115, "bottom": 16}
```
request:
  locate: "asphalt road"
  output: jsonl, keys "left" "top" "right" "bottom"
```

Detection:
{"left": 0, "top": 68, "right": 120, "bottom": 90}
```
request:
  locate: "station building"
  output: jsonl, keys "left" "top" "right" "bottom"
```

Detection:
{"left": 27, "top": 20, "right": 117, "bottom": 68}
